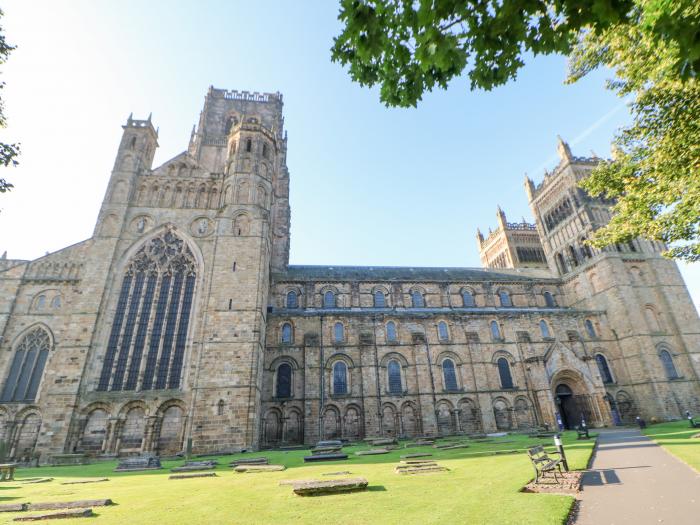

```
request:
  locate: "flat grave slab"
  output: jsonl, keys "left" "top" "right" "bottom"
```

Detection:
{"left": 114, "top": 454, "right": 161, "bottom": 472}
{"left": 60, "top": 478, "right": 109, "bottom": 485}
{"left": 316, "top": 440, "right": 343, "bottom": 448}
{"left": 303, "top": 453, "right": 348, "bottom": 462}
{"left": 0, "top": 504, "right": 27, "bottom": 512}
{"left": 401, "top": 453, "right": 432, "bottom": 459}
{"left": 438, "top": 444, "right": 469, "bottom": 450}
{"left": 170, "top": 464, "right": 216, "bottom": 473}
{"left": 311, "top": 446, "right": 342, "bottom": 455}
{"left": 234, "top": 464, "right": 285, "bottom": 473}
{"left": 395, "top": 465, "right": 448, "bottom": 475}
{"left": 290, "top": 477, "right": 368, "bottom": 496}
{"left": 14, "top": 509, "right": 93, "bottom": 521}
{"left": 229, "top": 457, "right": 268, "bottom": 467}
{"left": 47, "top": 454, "right": 89, "bottom": 467}
{"left": 20, "top": 479, "right": 53, "bottom": 484}
{"left": 414, "top": 440, "right": 435, "bottom": 446}
{"left": 355, "top": 449, "right": 388, "bottom": 456}
{"left": 370, "top": 438, "right": 396, "bottom": 446}
{"left": 400, "top": 460, "right": 437, "bottom": 465}
{"left": 169, "top": 472, "right": 218, "bottom": 480}
{"left": 27, "top": 499, "right": 113, "bottom": 511}
{"left": 322, "top": 471, "right": 351, "bottom": 476}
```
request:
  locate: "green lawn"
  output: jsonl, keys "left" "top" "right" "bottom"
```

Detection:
{"left": 0, "top": 432, "right": 595, "bottom": 525}
{"left": 642, "top": 420, "right": 700, "bottom": 472}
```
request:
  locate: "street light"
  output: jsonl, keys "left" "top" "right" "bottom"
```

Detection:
{"left": 553, "top": 434, "right": 569, "bottom": 472}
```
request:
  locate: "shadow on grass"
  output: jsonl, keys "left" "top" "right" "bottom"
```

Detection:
{"left": 366, "top": 485, "right": 387, "bottom": 492}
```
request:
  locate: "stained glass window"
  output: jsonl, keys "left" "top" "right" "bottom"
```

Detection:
{"left": 286, "top": 291, "right": 298, "bottom": 309}
{"left": 443, "top": 359, "right": 458, "bottom": 391}
{"left": 374, "top": 290, "right": 386, "bottom": 307}
{"left": 1, "top": 327, "right": 51, "bottom": 402}
{"left": 498, "top": 358, "right": 514, "bottom": 389}
{"left": 276, "top": 363, "right": 292, "bottom": 398}
{"left": 596, "top": 354, "right": 614, "bottom": 384}
{"left": 97, "top": 230, "right": 197, "bottom": 392}
{"left": 333, "top": 361, "right": 347, "bottom": 395}
{"left": 388, "top": 360, "right": 402, "bottom": 394}
{"left": 462, "top": 290, "right": 474, "bottom": 307}
{"left": 659, "top": 350, "right": 679, "bottom": 379}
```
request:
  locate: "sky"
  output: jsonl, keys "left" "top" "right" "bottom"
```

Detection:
{"left": 0, "top": 0, "right": 698, "bottom": 311}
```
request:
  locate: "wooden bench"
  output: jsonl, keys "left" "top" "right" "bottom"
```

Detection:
{"left": 526, "top": 446, "right": 563, "bottom": 484}
{"left": 689, "top": 418, "right": 700, "bottom": 429}
{"left": 576, "top": 426, "right": 590, "bottom": 439}
{"left": 0, "top": 463, "right": 18, "bottom": 481}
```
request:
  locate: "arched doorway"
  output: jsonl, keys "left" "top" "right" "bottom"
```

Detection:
{"left": 555, "top": 384, "right": 577, "bottom": 429}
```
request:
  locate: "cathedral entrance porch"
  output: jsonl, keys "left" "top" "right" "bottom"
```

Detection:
{"left": 550, "top": 369, "right": 610, "bottom": 429}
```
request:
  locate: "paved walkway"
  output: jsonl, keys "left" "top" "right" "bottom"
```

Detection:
{"left": 575, "top": 428, "right": 700, "bottom": 524}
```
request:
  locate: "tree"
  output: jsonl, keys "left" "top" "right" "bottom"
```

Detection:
{"left": 331, "top": 0, "right": 698, "bottom": 107}
{"left": 332, "top": 1, "right": 700, "bottom": 261}
{"left": 0, "top": 8, "right": 19, "bottom": 195}
{"left": 567, "top": 3, "right": 700, "bottom": 261}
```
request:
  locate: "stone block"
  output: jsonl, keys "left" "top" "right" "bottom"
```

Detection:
{"left": 354, "top": 449, "right": 388, "bottom": 456}
{"left": 290, "top": 477, "right": 368, "bottom": 496}
{"left": 27, "top": 500, "right": 112, "bottom": 511}
{"left": 234, "top": 464, "right": 285, "bottom": 473}
{"left": 169, "top": 473, "right": 218, "bottom": 480}
{"left": 303, "top": 453, "right": 348, "bottom": 462}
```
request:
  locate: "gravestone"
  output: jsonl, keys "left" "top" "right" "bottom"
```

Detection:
{"left": 355, "top": 449, "right": 389, "bottom": 456}
{"left": 316, "top": 440, "right": 343, "bottom": 448}
{"left": 401, "top": 453, "right": 432, "bottom": 459}
{"left": 233, "top": 464, "right": 285, "bottom": 473}
{"left": 370, "top": 438, "right": 396, "bottom": 446}
{"left": 229, "top": 457, "right": 268, "bottom": 467}
{"left": 14, "top": 509, "right": 94, "bottom": 521}
{"left": 303, "top": 453, "right": 348, "bottom": 462}
{"left": 169, "top": 472, "right": 218, "bottom": 480}
{"left": 47, "top": 454, "right": 89, "bottom": 466}
{"left": 311, "top": 446, "right": 342, "bottom": 455}
{"left": 171, "top": 460, "right": 217, "bottom": 473}
{"left": 114, "top": 454, "right": 161, "bottom": 472}
{"left": 27, "top": 500, "right": 113, "bottom": 511}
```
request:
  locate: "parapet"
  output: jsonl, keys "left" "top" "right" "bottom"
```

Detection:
{"left": 207, "top": 86, "right": 283, "bottom": 104}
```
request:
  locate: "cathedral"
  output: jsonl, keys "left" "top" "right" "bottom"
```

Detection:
{"left": 1, "top": 87, "right": 699, "bottom": 461}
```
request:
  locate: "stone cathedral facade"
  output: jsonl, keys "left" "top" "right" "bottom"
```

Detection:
{"left": 1, "top": 87, "right": 699, "bottom": 461}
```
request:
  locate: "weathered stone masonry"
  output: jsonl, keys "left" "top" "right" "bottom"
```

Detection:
{"left": 0, "top": 87, "right": 698, "bottom": 460}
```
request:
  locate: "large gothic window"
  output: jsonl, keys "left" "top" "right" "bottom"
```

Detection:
{"left": 659, "top": 349, "right": 679, "bottom": 380}
{"left": 1, "top": 327, "right": 51, "bottom": 402}
{"left": 97, "top": 230, "right": 197, "bottom": 392}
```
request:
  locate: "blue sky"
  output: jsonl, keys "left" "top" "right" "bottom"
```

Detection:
{"left": 1, "top": 0, "right": 698, "bottom": 309}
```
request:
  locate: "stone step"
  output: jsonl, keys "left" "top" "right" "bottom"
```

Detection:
{"left": 228, "top": 457, "right": 268, "bottom": 467}
{"left": 170, "top": 465, "right": 215, "bottom": 473}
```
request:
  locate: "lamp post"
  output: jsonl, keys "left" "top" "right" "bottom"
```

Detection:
{"left": 554, "top": 434, "right": 569, "bottom": 471}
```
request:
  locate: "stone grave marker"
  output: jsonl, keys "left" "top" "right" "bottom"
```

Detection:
{"left": 114, "top": 454, "right": 161, "bottom": 472}
{"left": 234, "top": 464, "right": 285, "bottom": 473}
{"left": 14, "top": 509, "right": 94, "bottom": 521}
{"left": 289, "top": 477, "right": 368, "bottom": 496}
{"left": 303, "top": 453, "right": 348, "bottom": 462}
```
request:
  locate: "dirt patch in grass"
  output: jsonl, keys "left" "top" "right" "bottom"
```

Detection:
{"left": 521, "top": 471, "right": 583, "bottom": 495}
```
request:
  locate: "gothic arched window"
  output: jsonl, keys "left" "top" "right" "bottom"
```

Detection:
{"left": 97, "top": 230, "right": 197, "bottom": 392}
{"left": 490, "top": 320, "right": 502, "bottom": 340}
{"left": 585, "top": 319, "right": 597, "bottom": 338}
{"left": 387, "top": 360, "right": 402, "bottom": 394}
{"left": 437, "top": 321, "right": 449, "bottom": 341}
{"left": 462, "top": 290, "right": 475, "bottom": 307}
{"left": 245, "top": 138, "right": 252, "bottom": 152}
{"left": 276, "top": 363, "right": 292, "bottom": 398}
{"left": 333, "top": 322, "right": 345, "bottom": 343}
{"left": 443, "top": 358, "right": 458, "bottom": 391}
{"left": 1, "top": 327, "right": 51, "bottom": 402}
{"left": 659, "top": 349, "right": 679, "bottom": 380}
{"left": 286, "top": 290, "right": 298, "bottom": 309}
{"left": 497, "top": 358, "right": 514, "bottom": 389}
{"left": 323, "top": 291, "right": 336, "bottom": 308}
{"left": 333, "top": 361, "right": 348, "bottom": 395}
{"left": 281, "top": 323, "right": 293, "bottom": 344}
{"left": 595, "top": 354, "right": 614, "bottom": 384}
{"left": 544, "top": 291, "right": 556, "bottom": 307}
{"left": 539, "top": 320, "right": 551, "bottom": 339}
{"left": 374, "top": 290, "right": 386, "bottom": 307}
{"left": 386, "top": 321, "right": 398, "bottom": 343}
{"left": 411, "top": 290, "right": 425, "bottom": 308}
{"left": 498, "top": 291, "right": 512, "bottom": 307}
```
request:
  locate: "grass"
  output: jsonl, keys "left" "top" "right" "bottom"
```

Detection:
{"left": 0, "top": 432, "right": 595, "bottom": 525}
{"left": 642, "top": 420, "right": 700, "bottom": 472}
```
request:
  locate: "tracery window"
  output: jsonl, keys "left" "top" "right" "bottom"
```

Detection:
{"left": 595, "top": 354, "right": 614, "bottom": 384}
{"left": 442, "top": 358, "right": 458, "bottom": 391}
{"left": 497, "top": 358, "right": 514, "bottom": 389}
{"left": 386, "top": 321, "right": 398, "bottom": 343}
{"left": 286, "top": 290, "right": 298, "bottom": 309}
{"left": 333, "top": 361, "right": 348, "bottom": 395}
{"left": 387, "top": 360, "right": 402, "bottom": 394}
{"left": 1, "top": 327, "right": 51, "bottom": 402}
{"left": 97, "top": 230, "right": 196, "bottom": 392}
{"left": 276, "top": 363, "right": 292, "bottom": 398}
{"left": 374, "top": 290, "right": 386, "bottom": 307}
